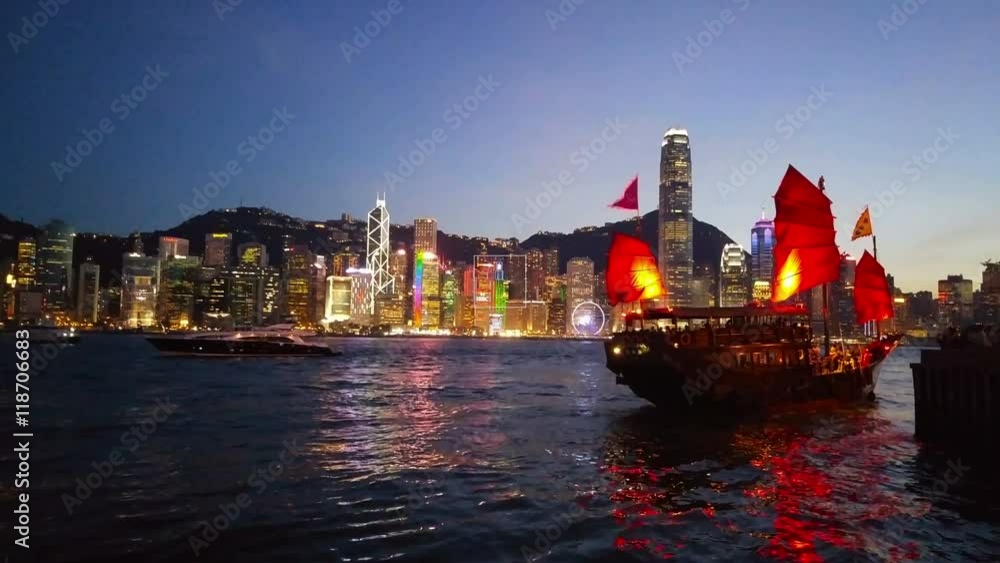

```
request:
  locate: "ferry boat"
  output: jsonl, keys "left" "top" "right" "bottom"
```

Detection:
{"left": 146, "top": 325, "right": 338, "bottom": 357}
{"left": 604, "top": 165, "right": 899, "bottom": 410}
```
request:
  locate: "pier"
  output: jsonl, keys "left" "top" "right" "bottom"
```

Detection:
{"left": 910, "top": 347, "right": 999, "bottom": 451}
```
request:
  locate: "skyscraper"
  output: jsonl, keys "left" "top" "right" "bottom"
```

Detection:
{"left": 325, "top": 275, "right": 352, "bottom": 323}
{"left": 367, "top": 196, "right": 393, "bottom": 313}
{"left": 414, "top": 218, "right": 438, "bottom": 256}
{"left": 980, "top": 260, "right": 1000, "bottom": 325}
{"left": 719, "top": 243, "right": 748, "bottom": 308}
{"left": 658, "top": 128, "right": 693, "bottom": 307}
{"left": 77, "top": 260, "right": 100, "bottom": 323}
{"left": 543, "top": 247, "right": 560, "bottom": 276}
{"left": 15, "top": 238, "right": 36, "bottom": 288}
{"left": 938, "top": 274, "right": 974, "bottom": 326}
{"left": 121, "top": 252, "right": 160, "bottom": 328}
{"left": 37, "top": 219, "right": 75, "bottom": 311}
{"left": 526, "top": 248, "right": 545, "bottom": 300}
{"left": 750, "top": 212, "right": 775, "bottom": 300}
{"left": 347, "top": 267, "right": 373, "bottom": 324}
{"left": 204, "top": 233, "right": 233, "bottom": 267}
{"left": 237, "top": 242, "right": 269, "bottom": 267}
{"left": 158, "top": 255, "right": 200, "bottom": 329}
{"left": 389, "top": 248, "right": 408, "bottom": 296}
{"left": 331, "top": 252, "right": 360, "bottom": 276}
{"left": 566, "top": 257, "right": 594, "bottom": 333}
{"left": 414, "top": 251, "right": 441, "bottom": 328}
{"left": 284, "top": 245, "right": 313, "bottom": 324}
{"left": 159, "top": 236, "right": 190, "bottom": 258}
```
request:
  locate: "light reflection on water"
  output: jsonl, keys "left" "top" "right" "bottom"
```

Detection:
{"left": 12, "top": 336, "right": 998, "bottom": 562}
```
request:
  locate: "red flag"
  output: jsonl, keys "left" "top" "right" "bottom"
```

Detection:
{"left": 610, "top": 176, "right": 638, "bottom": 211}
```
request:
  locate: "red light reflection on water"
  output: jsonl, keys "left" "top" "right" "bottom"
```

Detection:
{"left": 603, "top": 415, "right": 927, "bottom": 562}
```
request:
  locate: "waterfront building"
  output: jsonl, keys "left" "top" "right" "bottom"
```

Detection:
{"left": 389, "top": 248, "right": 408, "bottom": 296}
{"left": 77, "top": 260, "right": 100, "bottom": 323}
{"left": 441, "top": 268, "right": 457, "bottom": 328}
{"left": 659, "top": 128, "right": 693, "bottom": 307}
{"left": 1, "top": 259, "right": 15, "bottom": 320}
{"left": 225, "top": 265, "right": 281, "bottom": 326}
{"left": 158, "top": 255, "right": 201, "bottom": 329}
{"left": 121, "top": 252, "right": 160, "bottom": 328}
{"left": 526, "top": 248, "right": 545, "bottom": 300}
{"left": 414, "top": 218, "right": 438, "bottom": 256}
{"left": 237, "top": 242, "right": 269, "bottom": 268}
{"left": 832, "top": 254, "right": 860, "bottom": 338}
{"left": 284, "top": 245, "right": 314, "bottom": 324}
{"left": 750, "top": 212, "right": 775, "bottom": 300}
{"left": 719, "top": 243, "right": 749, "bottom": 308}
{"left": 347, "top": 267, "right": 373, "bottom": 324}
{"left": 158, "top": 236, "right": 190, "bottom": 259}
{"left": 15, "top": 238, "right": 36, "bottom": 288}
{"left": 324, "top": 275, "right": 351, "bottom": 324}
{"left": 938, "top": 274, "right": 975, "bottom": 327}
{"left": 204, "top": 233, "right": 233, "bottom": 268}
{"left": 566, "top": 257, "right": 594, "bottom": 333}
{"left": 367, "top": 196, "right": 394, "bottom": 313}
{"left": 37, "top": 220, "right": 75, "bottom": 311}
{"left": 414, "top": 251, "right": 441, "bottom": 328}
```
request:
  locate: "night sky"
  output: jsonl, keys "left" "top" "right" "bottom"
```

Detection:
{"left": 2, "top": 0, "right": 997, "bottom": 291}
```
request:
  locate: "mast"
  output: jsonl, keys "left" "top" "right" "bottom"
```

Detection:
{"left": 818, "top": 176, "right": 832, "bottom": 355}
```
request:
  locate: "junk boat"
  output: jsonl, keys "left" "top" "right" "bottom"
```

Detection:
{"left": 146, "top": 324, "right": 338, "bottom": 357}
{"left": 604, "top": 165, "right": 900, "bottom": 410}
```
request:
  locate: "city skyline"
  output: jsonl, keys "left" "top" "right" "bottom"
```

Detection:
{"left": 2, "top": 1, "right": 997, "bottom": 294}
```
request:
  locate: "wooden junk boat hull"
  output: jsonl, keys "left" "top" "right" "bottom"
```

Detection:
{"left": 604, "top": 306, "right": 897, "bottom": 411}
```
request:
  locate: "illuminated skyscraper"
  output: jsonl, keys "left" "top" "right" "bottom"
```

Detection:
{"left": 414, "top": 218, "right": 438, "bottom": 255}
{"left": 347, "top": 267, "right": 373, "bottom": 324}
{"left": 331, "top": 252, "right": 360, "bottom": 276}
{"left": 121, "top": 252, "right": 160, "bottom": 328}
{"left": 750, "top": 212, "right": 775, "bottom": 300}
{"left": 526, "top": 248, "right": 545, "bottom": 300}
{"left": 366, "top": 195, "right": 393, "bottom": 313}
{"left": 284, "top": 245, "right": 313, "bottom": 324}
{"left": 414, "top": 251, "right": 441, "bottom": 328}
{"left": 566, "top": 257, "right": 594, "bottom": 333}
{"left": 37, "top": 220, "right": 75, "bottom": 311}
{"left": 325, "top": 276, "right": 352, "bottom": 323}
{"left": 389, "top": 248, "right": 407, "bottom": 295}
{"left": 15, "top": 238, "right": 36, "bottom": 288}
{"left": 441, "top": 268, "right": 457, "bottom": 328}
{"left": 204, "top": 233, "right": 233, "bottom": 267}
{"left": 658, "top": 128, "right": 693, "bottom": 307}
{"left": 158, "top": 255, "right": 200, "bottom": 329}
{"left": 543, "top": 247, "right": 560, "bottom": 276}
{"left": 159, "top": 236, "right": 190, "bottom": 258}
{"left": 719, "top": 243, "right": 749, "bottom": 308}
{"left": 938, "top": 274, "right": 974, "bottom": 327}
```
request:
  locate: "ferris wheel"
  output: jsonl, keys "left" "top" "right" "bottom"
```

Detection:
{"left": 571, "top": 301, "right": 606, "bottom": 336}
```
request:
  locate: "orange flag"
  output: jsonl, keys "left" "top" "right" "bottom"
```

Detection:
{"left": 851, "top": 207, "right": 873, "bottom": 241}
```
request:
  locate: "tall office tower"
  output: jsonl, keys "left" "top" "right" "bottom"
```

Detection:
{"left": 938, "top": 274, "right": 975, "bottom": 327}
{"left": 77, "top": 260, "right": 100, "bottom": 323}
{"left": 331, "top": 252, "right": 360, "bottom": 276}
{"left": 750, "top": 211, "right": 775, "bottom": 300}
{"left": 311, "top": 255, "right": 327, "bottom": 324}
{"left": 719, "top": 243, "right": 749, "bottom": 308}
{"left": 389, "top": 248, "right": 408, "bottom": 295}
{"left": 284, "top": 245, "right": 314, "bottom": 324}
{"left": 237, "top": 242, "right": 269, "bottom": 267}
{"left": 347, "top": 268, "right": 374, "bottom": 324}
{"left": 832, "top": 254, "right": 860, "bottom": 338}
{"left": 158, "top": 255, "right": 201, "bottom": 329}
{"left": 223, "top": 264, "right": 281, "bottom": 327}
{"left": 325, "top": 275, "right": 352, "bottom": 323}
{"left": 547, "top": 278, "right": 567, "bottom": 335}
{"left": 414, "top": 218, "right": 438, "bottom": 256}
{"left": 121, "top": 252, "right": 160, "bottom": 328}
{"left": 1, "top": 259, "right": 15, "bottom": 320}
{"left": 543, "top": 246, "right": 560, "bottom": 276}
{"left": 415, "top": 251, "right": 441, "bottom": 328}
{"left": 204, "top": 233, "right": 233, "bottom": 267}
{"left": 37, "top": 219, "right": 75, "bottom": 311}
{"left": 367, "top": 196, "right": 393, "bottom": 313}
{"left": 441, "top": 268, "right": 457, "bottom": 328}
{"left": 526, "top": 249, "right": 545, "bottom": 300}
{"left": 658, "top": 128, "right": 693, "bottom": 307}
{"left": 158, "top": 236, "right": 190, "bottom": 258}
{"left": 15, "top": 238, "right": 37, "bottom": 288}
{"left": 565, "top": 257, "right": 594, "bottom": 333}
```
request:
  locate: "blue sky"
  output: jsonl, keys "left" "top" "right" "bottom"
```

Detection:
{"left": 2, "top": 0, "right": 997, "bottom": 291}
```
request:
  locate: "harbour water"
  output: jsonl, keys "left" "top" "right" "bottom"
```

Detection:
{"left": 5, "top": 336, "right": 999, "bottom": 562}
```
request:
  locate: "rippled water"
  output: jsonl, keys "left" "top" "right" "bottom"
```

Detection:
{"left": 5, "top": 335, "right": 998, "bottom": 562}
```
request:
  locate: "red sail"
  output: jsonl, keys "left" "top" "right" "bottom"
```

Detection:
{"left": 854, "top": 250, "right": 894, "bottom": 323}
{"left": 772, "top": 165, "right": 841, "bottom": 302}
{"left": 605, "top": 233, "right": 666, "bottom": 306}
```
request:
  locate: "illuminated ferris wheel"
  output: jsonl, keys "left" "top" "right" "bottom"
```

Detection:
{"left": 571, "top": 301, "right": 606, "bottom": 336}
